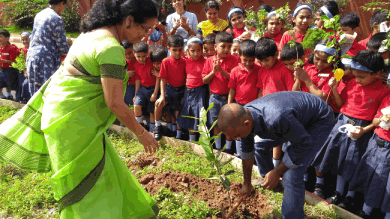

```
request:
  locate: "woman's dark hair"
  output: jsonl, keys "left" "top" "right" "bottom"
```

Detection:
{"left": 367, "top": 32, "right": 387, "bottom": 50}
{"left": 317, "top": 1, "right": 339, "bottom": 18}
{"left": 227, "top": 7, "right": 246, "bottom": 38}
{"left": 255, "top": 37, "right": 277, "bottom": 60}
{"left": 308, "top": 38, "right": 343, "bottom": 69}
{"left": 215, "top": 32, "right": 233, "bottom": 44}
{"left": 121, "top": 39, "right": 133, "bottom": 49}
{"left": 203, "top": 33, "right": 216, "bottom": 44}
{"left": 239, "top": 40, "right": 256, "bottom": 57}
{"left": 353, "top": 50, "right": 385, "bottom": 74}
{"left": 258, "top": 4, "right": 272, "bottom": 13}
{"left": 168, "top": 34, "right": 184, "bottom": 47}
{"left": 80, "top": 0, "right": 158, "bottom": 33}
{"left": 133, "top": 41, "right": 149, "bottom": 53}
{"left": 150, "top": 48, "right": 167, "bottom": 62}
{"left": 49, "top": 0, "right": 67, "bottom": 4}
{"left": 280, "top": 42, "right": 304, "bottom": 61}
{"left": 204, "top": 0, "right": 219, "bottom": 12}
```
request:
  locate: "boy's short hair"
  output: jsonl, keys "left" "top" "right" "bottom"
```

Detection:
{"left": 258, "top": 4, "right": 272, "bottom": 13}
{"left": 168, "top": 34, "right": 184, "bottom": 47}
{"left": 121, "top": 39, "right": 133, "bottom": 49}
{"left": 280, "top": 42, "right": 304, "bottom": 61}
{"left": 0, "top": 29, "right": 10, "bottom": 38}
{"left": 239, "top": 40, "right": 256, "bottom": 57}
{"left": 255, "top": 37, "right": 277, "bottom": 60}
{"left": 203, "top": 33, "right": 216, "bottom": 44}
{"left": 215, "top": 32, "right": 233, "bottom": 44}
{"left": 150, "top": 48, "right": 168, "bottom": 62}
{"left": 339, "top": 12, "right": 360, "bottom": 29}
{"left": 353, "top": 50, "right": 385, "bottom": 74}
{"left": 133, "top": 41, "right": 148, "bottom": 53}
{"left": 367, "top": 32, "right": 387, "bottom": 50}
{"left": 370, "top": 10, "right": 390, "bottom": 30}
{"left": 317, "top": 1, "right": 339, "bottom": 18}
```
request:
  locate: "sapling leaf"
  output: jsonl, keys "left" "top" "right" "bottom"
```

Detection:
{"left": 220, "top": 175, "right": 231, "bottom": 191}
{"left": 208, "top": 176, "right": 219, "bottom": 180}
{"left": 182, "top": 115, "right": 199, "bottom": 120}
{"left": 209, "top": 119, "right": 219, "bottom": 132}
{"left": 207, "top": 102, "right": 214, "bottom": 112}
{"left": 224, "top": 170, "right": 235, "bottom": 176}
{"left": 334, "top": 14, "right": 340, "bottom": 22}
{"left": 339, "top": 39, "right": 347, "bottom": 45}
{"left": 221, "top": 157, "right": 235, "bottom": 168}
{"left": 321, "top": 15, "right": 329, "bottom": 22}
{"left": 327, "top": 55, "right": 334, "bottom": 63}
{"left": 341, "top": 55, "right": 352, "bottom": 58}
{"left": 324, "top": 20, "right": 331, "bottom": 28}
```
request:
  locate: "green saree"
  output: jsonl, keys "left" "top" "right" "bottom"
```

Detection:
{"left": 0, "top": 36, "right": 158, "bottom": 218}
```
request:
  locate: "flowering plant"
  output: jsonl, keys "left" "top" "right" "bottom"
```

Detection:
{"left": 245, "top": 7, "right": 268, "bottom": 38}
{"left": 275, "top": 3, "right": 293, "bottom": 29}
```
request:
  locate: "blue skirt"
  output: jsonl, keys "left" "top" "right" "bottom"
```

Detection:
{"left": 349, "top": 133, "right": 390, "bottom": 211}
{"left": 177, "top": 85, "right": 207, "bottom": 131}
{"left": 312, "top": 113, "right": 372, "bottom": 182}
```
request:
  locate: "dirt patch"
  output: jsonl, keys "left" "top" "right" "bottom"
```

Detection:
{"left": 126, "top": 154, "right": 162, "bottom": 174}
{"left": 139, "top": 171, "right": 271, "bottom": 219}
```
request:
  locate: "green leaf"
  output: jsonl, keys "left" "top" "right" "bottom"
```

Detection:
{"left": 221, "top": 157, "right": 235, "bottom": 168}
{"left": 327, "top": 55, "right": 334, "bottom": 63}
{"left": 208, "top": 176, "right": 219, "bottom": 180}
{"left": 181, "top": 115, "right": 199, "bottom": 120}
{"left": 320, "top": 15, "right": 329, "bottom": 22}
{"left": 207, "top": 102, "right": 214, "bottom": 112}
{"left": 209, "top": 119, "right": 219, "bottom": 131}
{"left": 224, "top": 170, "right": 235, "bottom": 176}
{"left": 324, "top": 20, "right": 331, "bottom": 29}
{"left": 341, "top": 54, "right": 352, "bottom": 58}
{"left": 334, "top": 14, "right": 340, "bottom": 23}
{"left": 220, "top": 175, "right": 231, "bottom": 191}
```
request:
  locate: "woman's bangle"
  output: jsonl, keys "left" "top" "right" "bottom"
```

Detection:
{"left": 138, "top": 128, "right": 146, "bottom": 137}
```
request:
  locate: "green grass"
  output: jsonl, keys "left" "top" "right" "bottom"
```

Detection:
{"left": 0, "top": 106, "right": 19, "bottom": 123}
{"left": 0, "top": 25, "right": 80, "bottom": 39}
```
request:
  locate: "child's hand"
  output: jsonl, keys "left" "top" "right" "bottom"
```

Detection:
{"left": 380, "top": 114, "right": 390, "bottom": 123}
{"left": 156, "top": 23, "right": 166, "bottom": 33}
{"left": 180, "top": 17, "right": 190, "bottom": 31}
{"left": 294, "top": 67, "right": 310, "bottom": 82}
{"left": 239, "top": 32, "right": 252, "bottom": 41}
{"left": 173, "top": 18, "right": 181, "bottom": 30}
{"left": 127, "top": 70, "right": 135, "bottom": 78}
{"left": 151, "top": 69, "right": 159, "bottom": 77}
{"left": 213, "top": 57, "right": 221, "bottom": 72}
{"left": 155, "top": 96, "right": 166, "bottom": 108}
{"left": 328, "top": 77, "right": 339, "bottom": 90}
{"left": 150, "top": 93, "right": 158, "bottom": 102}
{"left": 350, "top": 126, "right": 365, "bottom": 140}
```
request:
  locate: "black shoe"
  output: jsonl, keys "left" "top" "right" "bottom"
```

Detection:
{"left": 326, "top": 191, "right": 342, "bottom": 205}
{"left": 6, "top": 96, "right": 13, "bottom": 101}
{"left": 338, "top": 196, "right": 355, "bottom": 211}
{"left": 153, "top": 125, "right": 163, "bottom": 141}
{"left": 305, "top": 181, "right": 312, "bottom": 192}
{"left": 357, "top": 210, "right": 371, "bottom": 219}
{"left": 313, "top": 184, "right": 325, "bottom": 199}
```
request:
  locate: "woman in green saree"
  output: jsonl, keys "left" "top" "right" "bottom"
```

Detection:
{"left": 0, "top": 0, "right": 160, "bottom": 218}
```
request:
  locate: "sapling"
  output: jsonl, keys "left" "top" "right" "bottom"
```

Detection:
{"left": 11, "top": 50, "right": 26, "bottom": 73}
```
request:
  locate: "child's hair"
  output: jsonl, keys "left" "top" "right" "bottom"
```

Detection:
{"left": 0, "top": 29, "right": 10, "bottom": 38}
{"left": 308, "top": 38, "right": 343, "bottom": 69}
{"left": 150, "top": 48, "right": 168, "bottom": 62}
{"left": 338, "top": 12, "right": 360, "bottom": 29}
{"left": 215, "top": 32, "right": 233, "bottom": 44}
{"left": 367, "top": 32, "right": 387, "bottom": 50}
{"left": 227, "top": 7, "right": 246, "bottom": 36}
{"left": 187, "top": 36, "right": 203, "bottom": 48}
{"left": 258, "top": 4, "right": 272, "bottom": 13}
{"left": 353, "top": 50, "right": 385, "bottom": 73}
{"left": 317, "top": 1, "right": 339, "bottom": 18}
{"left": 255, "top": 37, "right": 277, "bottom": 60}
{"left": 168, "top": 34, "right": 184, "bottom": 47}
{"left": 204, "top": 0, "right": 219, "bottom": 12}
{"left": 280, "top": 42, "right": 304, "bottom": 61}
{"left": 370, "top": 10, "right": 390, "bottom": 30}
{"left": 239, "top": 40, "right": 256, "bottom": 57}
{"left": 121, "top": 39, "right": 133, "bottom": 49}
{"left": 203, "top": 33, "right": 216, "bottom": 44}
{"left": 293, "top": 3, "right": 312, "bottom": 18}
{"left": 133, "top": 41, "right": 149, "bottom": 53}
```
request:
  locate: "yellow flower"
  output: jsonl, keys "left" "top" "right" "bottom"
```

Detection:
{"left": 261, "top": 16, "right": 266, "bottom": 21}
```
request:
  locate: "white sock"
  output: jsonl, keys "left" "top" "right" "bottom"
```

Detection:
{"left": 304, "top": 173, "right": 309, "bottom": 182}
{"left": 155, "top": 120, "right": 161, "bottom": 127}
{"left": 226, "top": 140, "right": 232, "bottom": 150}
{"left": 216, "top": 136, "right": 222, "bottom": 150}
{"left": 273, "top": 158, "right": 281, "bottom": 168}
{"left": 316, "top": 176, "right": 325, "bottom": 185}
{"left": 172, "top": 124, "right": 177, "bottom": 133}
{"left": 189, "top": 134, "right": 196, "bottom": 141}
{"left": 176, "top": 129, "right": 182, "bottom": 139}
{"left": 149, "top": 123, "right": 155, "bottom": 132}
{"left": 136, "top": 116, "right": 143, "bottom": 123}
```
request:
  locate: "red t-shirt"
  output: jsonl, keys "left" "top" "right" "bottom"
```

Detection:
{"left": 185, "top": 56, "right": 206, "bottom": 89}
{"left": 0, "top": 43, "right": 20, "bottom": 68}
{"left": 300, "top": 64, "right": 338, "bottom": 112}
{"left": 279, "top": 29, "right": 305, "bottom": 51}
{"left": 256, "top": 60, "right": 295, "bottom": 96}
{"left": 265, "top": 32, "right": 282, "bottom": 50}
{"left": 337, "top": 75, "right": 355, "bottom": 95}
{"left": 126, "top": 59, "right": 136, "bottom": 85}
{"left": 228, "top": 63, "right": 260, "bottom": 105}
{"left": 134, "top": 57, "right": 156, "bottom": 87}
{"left": 374, "top": 95, "right": 390, "bottom": 142}
{"left": 202, "top": 54, "right": 239, "bottom": 95}
{"left": 340, "top": 79, "right": 390, "bottom": 121}
{"left": 226, "top": 27, "right": 246, "bottom": 39}
{"left": 358, "top": 33, "right": 373, "bottom": 49}
{"left": 346, "top": 40, "right": 366, "bottom": 57}
{"left": 159, "top": 56, "right": 186, "bottom": 87}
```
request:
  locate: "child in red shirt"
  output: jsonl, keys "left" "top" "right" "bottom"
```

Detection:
{"left": 338, "top": 12, "right": 365, "bottom": 57}
{"left": 133, "top": 42, "right": 162, "bottom": 133}
{"left": 255, "top": 37, "right": 295, "bottom": 176}
{"left": 358, "top": 10, "right": 389, "bottom": 49}
{"left": 202, "top": 32, "right": 239, "bottom": 151}
{"left": 154, "top": 35, "right": 186, "bottom": 141}
{"left": 279, "top": 4, "right": 313, "bottom": 53}
{"left": 177, "top": 37, "right": 207, "bottom": 142}
{"left": 17, "top": 31, "right": 31, "bottom": 103}
{"left": 203, "top": 33, "right": 216, "bottom": 58}
{"left": 313, "top": 1, "right": 339, "bottom": 31}
{"left": 122, "top": 39, "right": 137, "bottom": 107}
{"left": 230, "top": 39, "right": 240, "bottom": 58}
{"left": 0, "top": 29, "right": 20, "bottom": 101}
{"left": 225, "top": 7, "right": 252, "bottom": 41}
{"left": 264, "top": 10, "right": 283, "bottom": 49}
{"left": 313, "top": 50, "right": 390, "bottom": 206}
{"left": 228, "top": 40, "right": 259, "bottom": 154}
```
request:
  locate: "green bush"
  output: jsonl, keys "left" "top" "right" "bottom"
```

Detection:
{"left": 61, "top": 0, "right": 80, "bottom": 33}
{"left": 0, "top": 0, "right": 48, "bottom": 29}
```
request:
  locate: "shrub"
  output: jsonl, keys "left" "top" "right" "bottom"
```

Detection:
{"left": 61, "top": 0, "right": 80, "bottom": 33}
{"left": 0, "top": 0, "right": 48, "bottom": 28}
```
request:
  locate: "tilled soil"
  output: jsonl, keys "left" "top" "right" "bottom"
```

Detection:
{"left": 128, "top": 154, "right": 271, "bottom": 219}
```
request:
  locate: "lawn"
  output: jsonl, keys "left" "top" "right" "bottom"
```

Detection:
{"left": 0, "top": 105, "right": 339, "bottom": 219}
{"left": 1, "top": 25, "right": 80, "bottom": 39}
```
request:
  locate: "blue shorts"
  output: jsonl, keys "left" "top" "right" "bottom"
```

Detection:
{"left": 0, "top": 68, "right": 18, "bottom": 90}
{"left": 208, "top": 93, "right": 228, "bottom": 125}
{"left": 124, "top": 84, "right": 136, "bottom": 106}
{"left": 177, "top": 85, "right": 208, "bottom": 130}
{"left": 165, "top": 84, "right": 185, "bottom": 115}
{"left": 134, "top": 86, "right": 156, "bottom": 113}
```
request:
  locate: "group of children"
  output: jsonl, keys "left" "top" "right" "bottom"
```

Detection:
{"left": 122, "top": 1, "right": 390, "bottom": 218}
